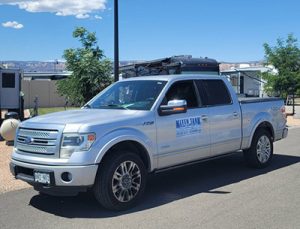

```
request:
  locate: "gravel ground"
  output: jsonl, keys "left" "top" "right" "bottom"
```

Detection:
{"left": 0, "top": 115, "right": 299, "bottom": 194}
{"left": 0, "top": 141, "right": 29, "bottom": 194}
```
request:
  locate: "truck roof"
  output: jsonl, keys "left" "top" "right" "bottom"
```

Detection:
{"left": 123, "top": 74, "right": 223, "bottom": 82}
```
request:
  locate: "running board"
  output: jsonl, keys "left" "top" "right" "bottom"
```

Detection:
{"left": 154, "top": 151, "right": 242, "bottom": 174}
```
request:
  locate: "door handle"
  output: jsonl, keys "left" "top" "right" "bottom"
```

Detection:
{"left": 201, "top": 115, "right": 208, "bottom": 121}
{"left": 233, "top": 112, "right": 239, "bottom": 117}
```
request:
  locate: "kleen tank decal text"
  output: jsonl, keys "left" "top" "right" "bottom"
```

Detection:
{"left": 176, "top": 117, "right": 201, "bottom": 137}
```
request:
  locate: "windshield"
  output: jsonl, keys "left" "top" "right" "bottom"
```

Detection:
{"left": 86, "top": 80, "right": 167, "bottom": 110}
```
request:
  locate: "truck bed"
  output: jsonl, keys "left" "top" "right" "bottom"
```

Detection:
{"left": 239, "top": 97, "right": 286, "bottom": 150}
{"left": 239, "top": 97, "right": 282, "bottom": 104}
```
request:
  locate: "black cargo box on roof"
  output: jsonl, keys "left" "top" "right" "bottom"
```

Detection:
{"left": 120, "top": 55, "right": 219, "bottom": 79}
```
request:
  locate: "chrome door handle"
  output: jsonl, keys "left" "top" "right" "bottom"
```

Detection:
{"left": 233, "top": 112, "right": 239, "bottom": 117}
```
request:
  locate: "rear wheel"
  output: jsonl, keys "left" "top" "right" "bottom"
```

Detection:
{"left": 244, "top": 128, "right": 273, "bottom": 168}
{"left": 93, "top": 151, "right": 147, "bottom": 211}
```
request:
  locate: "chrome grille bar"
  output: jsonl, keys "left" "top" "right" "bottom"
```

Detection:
{"left": 16, "top": 143, "right": 55, "bottom": 155}
{"left": 18, "top": 128, "right": 58, "bottom": 139}
{"left": 16, "top": 128, "right": 60, "bottom": 155}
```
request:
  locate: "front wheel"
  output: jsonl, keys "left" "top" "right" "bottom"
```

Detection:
{"left": 93, "top": 151, "right": 147, "bottom": 211}
{"left": 243, "top": 128, "right": 273, "bottom": 168}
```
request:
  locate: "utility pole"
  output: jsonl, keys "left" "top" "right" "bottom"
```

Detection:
{"left": 114, "top": 0, "right": 119, "bottom": 82}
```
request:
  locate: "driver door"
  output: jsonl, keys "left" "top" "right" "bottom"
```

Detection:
{"left": 155, "top": 80, "right": 211, "bottom": 169}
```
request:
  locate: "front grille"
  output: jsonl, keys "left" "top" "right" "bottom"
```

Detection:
{"left": 16, "top": 128, "right": 60, "bottom": 155}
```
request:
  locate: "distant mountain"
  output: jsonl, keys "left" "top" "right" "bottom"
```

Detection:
{"left": 0, "top": 61, "right": 67, "bottom": 72}
{"left": 1, "top": 60, "right": 265, "bottom": 72}
{"left": 0, "top": 60, "right": 140, "bottom": 72}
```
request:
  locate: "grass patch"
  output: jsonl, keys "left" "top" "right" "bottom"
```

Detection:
{"left": 30, "top": 107, "right": 79, "bottom": 116}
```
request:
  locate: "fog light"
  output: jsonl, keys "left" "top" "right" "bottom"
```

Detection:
{"left": 61, "top": 172, "right": 72, "bottom": 182}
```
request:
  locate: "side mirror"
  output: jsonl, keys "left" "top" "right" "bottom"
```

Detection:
{"left": 159, "top": 100, "right": 187, "bottom": 116}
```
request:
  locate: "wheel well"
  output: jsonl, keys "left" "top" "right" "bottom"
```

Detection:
{"left": 102, "top": 141, "right": 151, "bottom": 171}
{"left": 256, "top": 121, "right": 274, "bottom": 141}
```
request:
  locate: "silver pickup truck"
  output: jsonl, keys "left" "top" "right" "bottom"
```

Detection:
{"left": 10, "top": 74, "right": 288, "bottom": 210}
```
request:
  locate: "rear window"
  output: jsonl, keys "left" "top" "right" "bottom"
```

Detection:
{"left": 196, "top": 80, "right": 231, "bottom": 106}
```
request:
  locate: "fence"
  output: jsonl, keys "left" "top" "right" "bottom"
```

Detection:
{"left": 21, "top": 80, "right": 66, "bottom": 108}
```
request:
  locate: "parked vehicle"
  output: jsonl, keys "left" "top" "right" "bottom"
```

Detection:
{"left": 0, "top": 68, "right": 24, "bottom": 126}
{"left": 10, "top": 74, "right": 288, "bottom": 210}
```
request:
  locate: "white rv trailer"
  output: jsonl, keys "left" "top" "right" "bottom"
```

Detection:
{"left": 0, "top": 67, "right": 23, "bottom": 122}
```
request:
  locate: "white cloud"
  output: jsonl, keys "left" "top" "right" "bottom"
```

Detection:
{"left": 0, "top": 0, "right": 106, "bottom": 19}
{"left": 95, "top": 15, "right": 102, "bottom": 20}
{"left": 76, "top": 14, "right": 90, "bottom": 19}
{"left": 2, "top": 21, "right": 24, "bottom": 29}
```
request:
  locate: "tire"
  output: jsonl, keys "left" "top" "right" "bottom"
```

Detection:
{"left": 243, "top": 128, "right": 273, "bottom": 168}
{"left": 93, "top": 151, "right": 147, "bottom": 211}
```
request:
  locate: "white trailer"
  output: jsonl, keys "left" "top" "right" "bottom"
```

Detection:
{"left": 0, "top": 68, "right": 23, "bottom": 122}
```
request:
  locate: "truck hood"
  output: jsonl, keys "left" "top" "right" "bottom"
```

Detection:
{"left": 24, "top": 109, "right": 143, "bottom": 126}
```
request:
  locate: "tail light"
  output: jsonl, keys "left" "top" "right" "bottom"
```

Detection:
{"left": 280, "top": 106, "right": 287, "bottom": 119}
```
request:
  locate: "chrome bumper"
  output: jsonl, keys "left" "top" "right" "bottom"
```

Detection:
{"left": 10, "top": 159, "right": 98, "bottom": 187}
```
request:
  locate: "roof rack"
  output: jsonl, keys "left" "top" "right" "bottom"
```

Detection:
{"left": 120, "top": 55, "right": 219, "bottom": 78}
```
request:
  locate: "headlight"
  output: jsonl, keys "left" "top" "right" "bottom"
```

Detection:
{"left": 60, "top": 133, "right": 96, "bottom": 158}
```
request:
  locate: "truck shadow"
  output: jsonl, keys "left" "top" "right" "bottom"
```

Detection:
{"left": 29, "top": 153, "right": 300, "bottom": 218}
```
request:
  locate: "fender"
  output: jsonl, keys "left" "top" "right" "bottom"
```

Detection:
{"left": 243, "top": 112, "right": 274, "bottom": 149}
{"left": 94, "top": 128, "right": 156, "bottom": 171}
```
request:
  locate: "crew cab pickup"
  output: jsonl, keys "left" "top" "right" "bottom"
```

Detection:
{"left": 10, "top": 74, "right": 288, "bottom": 210}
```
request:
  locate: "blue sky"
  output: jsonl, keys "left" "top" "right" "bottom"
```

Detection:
{"left": 0, "top": 0, "right": 300, "bottom": 62}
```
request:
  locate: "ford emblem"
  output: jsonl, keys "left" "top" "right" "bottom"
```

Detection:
{"left": 24, "top": 137, "right": 34, "bottom": 144}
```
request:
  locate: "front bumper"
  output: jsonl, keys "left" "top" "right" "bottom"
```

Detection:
{"left": 10, "top": 159, "right": 98, "bottom": 195}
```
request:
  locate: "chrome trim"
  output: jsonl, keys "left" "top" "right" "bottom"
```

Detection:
{"left": 16, "top": 143, "right": 56, "bottom": 155}
{"left": 18, "top": 128, "right": 58, "bottom": 139}
{"left": 15, "top": 127, "right": 62, "bottom": 156}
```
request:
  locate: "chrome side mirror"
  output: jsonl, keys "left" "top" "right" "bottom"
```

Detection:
{"left": 159, "top": 100, "right": 187, "bottom": 116}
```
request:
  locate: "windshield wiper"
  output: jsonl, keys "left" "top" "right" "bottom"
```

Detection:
{"left": 107, "top": 104, "right": 128, "bottom": 109}
{"left": 82, "top": 104, "right": 92, "bottom": 109}
{"left": 107, "top": 104, "right": 119, "bottom": 107}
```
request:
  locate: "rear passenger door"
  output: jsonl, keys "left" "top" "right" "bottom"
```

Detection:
{"left": 156, "top": 80, "right": 211, "bottom": 169}
{"left": 195, "top": 79, "right": 242, "bottom": 156}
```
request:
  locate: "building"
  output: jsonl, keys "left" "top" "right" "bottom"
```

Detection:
{"left": 22, "top": 71, "right": 72, "bottom": 108}
{"left": 221, "top": 67, "right": 272, "bottom": 98}
{"left": 0, "top": 68, "right": 73, "bottom": 121}
{"left": 23, "top": 71, "right": 71, "bottom": 80}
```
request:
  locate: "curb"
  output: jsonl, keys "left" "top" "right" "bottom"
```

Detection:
{"left": 287, "top": 125, "right": 300, "bottom": 130}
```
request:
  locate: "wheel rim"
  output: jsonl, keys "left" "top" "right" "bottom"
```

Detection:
{"left": 112, "top": 161, "right": 141, "bottom": 203}
{"left": 256, "top": 135, "right": 271, "bottom": 163}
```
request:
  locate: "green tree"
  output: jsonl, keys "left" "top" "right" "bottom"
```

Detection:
{"left": 262, "top": 34, "right": 300, "bottom": 98}
{"left": 57, "top": 27, "right": 112, "bottom": 106}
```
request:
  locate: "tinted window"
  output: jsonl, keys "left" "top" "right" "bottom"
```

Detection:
{"left": 2, "top": 73, "right": 15, "bottom": 88}
{"left": 162, "top": 80, "right": 199, "bottom": 108}
{"left": 196, "top": 80, "right": 231, "bottom": 106}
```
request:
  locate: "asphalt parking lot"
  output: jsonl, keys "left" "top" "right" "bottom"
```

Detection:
{"left": 0, "top": 128, "right": 299, "bottom": 229}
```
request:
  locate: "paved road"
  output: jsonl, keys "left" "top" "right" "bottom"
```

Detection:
{"left": 1, "top": 129, "right": 300, "bottom": 229}
{"left": 286, "top": 105, "right": 300, "bottom": 118}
